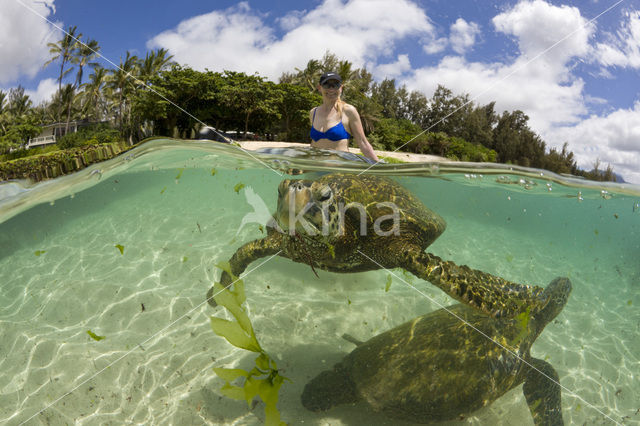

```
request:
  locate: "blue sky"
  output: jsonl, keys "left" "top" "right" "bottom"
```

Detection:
{"left": 2, "top": 0, "right": 640, "bottom": 183}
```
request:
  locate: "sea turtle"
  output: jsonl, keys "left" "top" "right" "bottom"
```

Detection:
{"left": 301, "top": 276, "right": 571, "bottom": 425}
{"left": 207, "top": 173, "right": 548, "bottom": 318}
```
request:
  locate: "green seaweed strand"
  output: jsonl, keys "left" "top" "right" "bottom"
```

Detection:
{"left": 210, "top": 262, "right": 288, "bottom": 425}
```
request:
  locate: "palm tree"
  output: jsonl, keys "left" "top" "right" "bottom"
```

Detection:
{"left": 57, "top": 84, "right": 78, "bottom": 133}
{"left": 45, "top": 26, "right": 82, "bottom": 93}
{"left": 107, "top": 51, "right": 139, "bottom": 137}
{"left": 44, "top": 26, "right": 82, "bottom": 120}
{"left": 294, "top": 59, "right": 322, "bottom": 91}
{"left": 81, "top": 66, "right": 108, "bottom": 121}
{"left": 336, "top": 60, "right": 354, "bottom": 87}
{"left": 74, "top": 38, "right": 100, "bottom": 89}
{"left": 139, "top": 48, "right": 174, "bottom": 85}
{"left": 8, "top": 86, "right": 33, "bottom": 118}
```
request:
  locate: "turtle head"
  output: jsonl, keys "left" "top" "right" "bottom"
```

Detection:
{"left": 275, "top": 178, "right": 341, "bottom": 237}
{"left": 535, "top": 277, "right": 572, "bottom": 326}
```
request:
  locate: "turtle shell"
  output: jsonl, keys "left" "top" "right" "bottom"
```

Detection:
{"left": 333, "top": 304, "right": 529, "bottom": 422}
{"left": 317, "top": 173, "right": 446, "bottom": 248}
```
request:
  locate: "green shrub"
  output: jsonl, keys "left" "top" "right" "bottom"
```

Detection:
{"left": 449, "top": 137, "right": 497, "bottom": 162}
{"left": 0, "top": 145, "right": 59, "bottom": 162}
{"left": 369, "top": 118, "right": 424, "bottom": 151}
{"left": 57, "top": 124, "right": 121, "bottom": 149}
{"left": 406, "top": 132, "right": 497, "bottom": 162}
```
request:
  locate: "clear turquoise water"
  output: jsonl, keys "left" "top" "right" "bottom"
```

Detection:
{"left": 0, "top": 139, "right": 638, "bottom": 425}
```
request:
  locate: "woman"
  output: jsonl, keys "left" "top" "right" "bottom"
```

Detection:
{"left": 310, "top": 72, "right": 380, "bottom": 163}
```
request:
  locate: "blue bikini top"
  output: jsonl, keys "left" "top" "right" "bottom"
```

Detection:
{"left": 309, "top": 108, "right": 351, "bottom": 142}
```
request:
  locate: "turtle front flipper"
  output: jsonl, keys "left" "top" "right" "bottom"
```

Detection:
{"left": 400, "top": 250, "right": 546, "bottom": 318}
{"left": 206, "top": 233, "right": 283, "bottom": 307}
{"left": 523, "top": 358, "right": 564, "bottom": 425}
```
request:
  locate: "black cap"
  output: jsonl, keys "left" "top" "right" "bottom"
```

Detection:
{"left": 319, "top": 72, "right": 342, "bottom": 85}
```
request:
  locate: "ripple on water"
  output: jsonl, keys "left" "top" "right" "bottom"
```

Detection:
{"left": 0, "top": 141, "right": 638, "bottom": 424}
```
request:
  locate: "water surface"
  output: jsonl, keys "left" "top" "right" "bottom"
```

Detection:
{"left": 0, "top": 139, "right": 638, "bottom": 425}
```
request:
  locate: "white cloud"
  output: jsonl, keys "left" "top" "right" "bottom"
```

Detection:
{"left": 371, "top": 54, "right": 411, "bottom": 79}
{"left": 449, "top": 18, "right": 480, "bottom": 54}
{"left": 549, "top": 102, "right": 640, "bottom": 184}
{"left": 24, "top": 77, "right": 57, "bottom": 105}
{"left": 492, "top": 0, "right": 593, "bottom": 77}
{"left": 406, "top": 1, "right": 595, "bottom": 139}
{"left": 147, "top": 0, "right": 434, "bottom": 81}
{"left": 146, "top": 0, "right": 637, "bottom": 182}
{"left": 404, "top": 1, "right": 640, "bottom": 183}
{"left": 423, "top": 37, "right": 448, "bottom": 54}
{"left": 0, "top": 0, "right": 60, "bottom": 84}
{"left": 594, "top": 10, "right": 640, "bottom": 68}
{"left": 277, "top": 10, "right": 307, "bottom": 31}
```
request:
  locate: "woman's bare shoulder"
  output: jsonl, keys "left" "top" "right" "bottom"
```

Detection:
{"left": 342, "top": 103, "right": 359, "bottom": 115}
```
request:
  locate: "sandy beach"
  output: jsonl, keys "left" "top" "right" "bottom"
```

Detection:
{"left": 238, "top": 141, "right": 451, "bottom": 163}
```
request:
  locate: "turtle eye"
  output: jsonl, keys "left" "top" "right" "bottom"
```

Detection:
{"left": 316, "top": 187, "right": 332, "bottom": 202}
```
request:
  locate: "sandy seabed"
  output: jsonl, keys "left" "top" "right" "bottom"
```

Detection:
{"left": 0, "top": 145, "right": 637, "bottom": 425}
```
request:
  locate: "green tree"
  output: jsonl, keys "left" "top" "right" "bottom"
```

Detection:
{"left": 273, "top": 83, "right": 320, "bottom": 141}
{"left": 426, "top": 85, "right": 472, "bottom": 137}
{"left": 81, "top": 66, "right": 109, "bottom": 121}
{"left": 343, "top": 68, "right": 380, "bottom": 134}
{"left": 139, "top": 48, "right": 175, "bottom": 85}
{"left": 218, "top": 72, "right": 281, "bottom": 136}
{"left": 7, "top": 86, "right": 32, "bottom": 118}
{"left": 0, "top": 88, "right": 40, "bottom": 153}
{"left": 405, "top": 90, "right": 429, "bottom": 128}
{"left": 460, "top": 102, "right": 497, "bottom": 148}
{"left": 132, "top": 65, "right": 221, "bottom": 138}
{"left": 73, "top": 38, "right": 100, "bottom": 89}
{"left": 293, "top": 59, "right": 323, "bottom": 91}
{"left": 44, "top": 26, "right": 82, "bottom": 120}
{"left": 371, "top": 78, "right": 402, "bottom": 119}
{"left": 107, "top": 51, "right": 139, "bottom": 139}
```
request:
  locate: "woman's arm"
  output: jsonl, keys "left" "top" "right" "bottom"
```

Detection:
{"left": 344, "top": 104, "right": 380, "bottom": 162}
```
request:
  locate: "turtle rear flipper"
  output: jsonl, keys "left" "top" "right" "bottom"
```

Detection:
{"left": 523, "top": 358, "right": 564, "bottom": 426}
{"left": 301, "top": 364, "right": 358, "bottom": 411}
{"left": 399, "top": 249, "right": 546, "bottom": 318}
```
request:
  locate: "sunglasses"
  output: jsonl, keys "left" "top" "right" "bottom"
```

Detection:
{"left": 321, "top": 80, "right": 341, "bottom": 89}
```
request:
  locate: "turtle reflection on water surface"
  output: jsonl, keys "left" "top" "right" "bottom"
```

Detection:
{"left": 302, "top": 277, "right": 571, "bottom": 425}
{"left": 207, "top": 173, "right": 553, "bottom": 319}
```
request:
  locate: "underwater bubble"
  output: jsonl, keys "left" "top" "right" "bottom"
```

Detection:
{"left": 546, "top": 183, "right": 553, "bottom": 192}
{"left": 577, "top": 191, "right": 584, "bottom": 202}
{"left": 601, "top": 190, "right": 612, "bottom": 200}
{"left": 633, "top": 202, "right": 640, "bottom": 213}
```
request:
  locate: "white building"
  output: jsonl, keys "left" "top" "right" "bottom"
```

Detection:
{"left": 26, "top": 120, "right": 97, "bottom": 149}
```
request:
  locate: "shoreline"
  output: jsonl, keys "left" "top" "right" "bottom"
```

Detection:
{"left": 237, "top": 141, "right": 451, "bottom": 163}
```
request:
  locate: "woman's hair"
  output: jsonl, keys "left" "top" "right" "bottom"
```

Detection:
{"left": 336, "top": 97, "right": 346, "bottom": 116}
